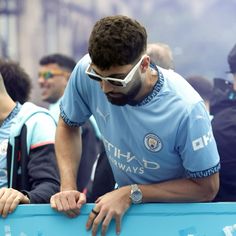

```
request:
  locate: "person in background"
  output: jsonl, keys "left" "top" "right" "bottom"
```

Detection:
{"left": 50, "top": 15, "right": 220, "bottom": 236}
{"left": 146, "top": 42, "right": 174, "bottom": 70}
{"left": 210, "top": 44, "right": 236, "bottom": 116}
{"left": 38, "top": 54, "right": 74, "bottom": 122}
{"left": 211, "top": 43, "right": 236, "bottom": 201}
{"left": 186, "top": 75, "right": 213, "bottom": 115}
{"left": 0, "top": 59, "right": 60, "bottom": 217}
{"left": 38, "top": 54, "right": 114, "bottom": 198}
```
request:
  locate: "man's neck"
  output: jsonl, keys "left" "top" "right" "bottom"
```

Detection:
{"left": 0, "top": 95, "right": 16, "bottom": 125}
{"left": 137, "top": 67, "right": 158, "bottom": 100}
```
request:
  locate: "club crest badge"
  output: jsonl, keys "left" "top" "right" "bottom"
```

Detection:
{"left": 144, "top": 134, "right": 162, "bottom": 152}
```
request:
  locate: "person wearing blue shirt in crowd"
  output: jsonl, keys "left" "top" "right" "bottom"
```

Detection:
{"left": 0, "top": 59, "right": 60, "bottom": 218}
{"left": 50, "top": 15, "right": 220, "bottom": 236}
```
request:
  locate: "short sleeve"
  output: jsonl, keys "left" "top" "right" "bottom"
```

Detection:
{"left": 176, "top": 102, "right": 220, "bottom": 178}
{"left": 26, "top": 113, "right": 56, "bottom": 149}
{"left": 60, "top": 55, "right": 92, "bottom": 127}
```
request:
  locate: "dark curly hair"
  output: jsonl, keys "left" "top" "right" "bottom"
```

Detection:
{"left": 88, "top": 15, "right": 147, "bottom": 70}
{"left": 0, "top": 59, "right": 32, "bottom": 104}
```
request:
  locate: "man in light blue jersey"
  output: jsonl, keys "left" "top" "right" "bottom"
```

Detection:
{"left": 51, "top": 15, "right": 220, "bottom": 236}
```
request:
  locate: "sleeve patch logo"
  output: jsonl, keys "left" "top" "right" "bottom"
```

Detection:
{"left": 192, "top": 130, "right": 213, "bottom": 151}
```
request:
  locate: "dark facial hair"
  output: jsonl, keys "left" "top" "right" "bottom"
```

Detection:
{"left": 106, "top": 70, "right": 143, "bottom": 106}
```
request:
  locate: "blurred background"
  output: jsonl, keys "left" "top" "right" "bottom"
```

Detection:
{"left": 0, "top": 0, "right": 236, "bottom": 105}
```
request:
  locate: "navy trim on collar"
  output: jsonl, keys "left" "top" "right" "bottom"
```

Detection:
{"left": 136, "top": 67, "right": 164, "bottom": 106}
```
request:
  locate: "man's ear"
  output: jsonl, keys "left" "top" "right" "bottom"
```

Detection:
{"left": 140, "top": 56, "right": 150, "bottom": 73}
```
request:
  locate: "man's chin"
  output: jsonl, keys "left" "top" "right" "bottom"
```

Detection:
{"left": 41, "top": 96, "right": 49, "bottom": 103}
{"left": 41, "top": 96, "right": 54, "bottom": 104}
{"left": 41, "top": 92, "right": 49, "bottom": 100}
{"left": 106, "top": 95, "right": 139, "bottom": 106}
{"left": 106, "top": 96, "right": 127, "bottom": 106}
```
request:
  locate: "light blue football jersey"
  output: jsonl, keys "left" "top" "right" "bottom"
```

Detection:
{"left": 0, "top": 103, "right": 21, "bottom": 187}
{"left": 61, "top": 54, "right": 220, "bottom": 187}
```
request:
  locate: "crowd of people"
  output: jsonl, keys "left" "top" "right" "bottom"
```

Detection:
{"left": 0, "top": 14, "right": 235, "bottom": 236}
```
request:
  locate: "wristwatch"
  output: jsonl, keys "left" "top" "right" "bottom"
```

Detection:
{"left": 130, "top": 184, "right": 143, "bottom": 204}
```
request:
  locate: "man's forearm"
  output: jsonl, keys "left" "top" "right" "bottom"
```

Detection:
{"left": 138, "top": 173, "right": 219, "bottom": 203}
{"left": 55, "top": 117, "right": 82, "bottom": 190}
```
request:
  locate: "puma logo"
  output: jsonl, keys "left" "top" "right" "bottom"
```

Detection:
{"left": 96, "top": 107, "right": 110, "bottom": 123}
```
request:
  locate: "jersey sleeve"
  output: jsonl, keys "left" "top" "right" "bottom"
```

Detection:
{"left": 60, "top": 55, "right": 92, "bottom": 127}
{"left": 26, "top": 113, "right": 56, "bottom": 150}
{"left": 176, "top": 101, "right": 220, "bottom": 178}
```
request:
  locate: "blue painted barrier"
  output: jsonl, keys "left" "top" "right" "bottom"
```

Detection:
{"left": 1, "top": 203, "right": 236, "bottom": 235}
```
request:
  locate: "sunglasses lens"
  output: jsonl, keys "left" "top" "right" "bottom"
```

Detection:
{"left": 44, "top": 72, "right": 54, "bottom": 80}
{"left": 108, "top": 80, "right": 123, "bottom": 86}
{"left": 39, "top": 72, "right": 53, "bottom": 80}
{"left": 87, "top": 74, "right": 102, "bottom": 82}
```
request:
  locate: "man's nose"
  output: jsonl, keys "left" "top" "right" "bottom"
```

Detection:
{"left": 38, "top": 75, "right": 46, "bottom": 85}
{"left": 100, "top": 80, "right": 114, "bottom": 93}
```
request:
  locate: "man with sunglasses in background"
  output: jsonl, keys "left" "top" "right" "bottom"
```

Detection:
{"left": 51, "top": 15, "right": 220, "bottom": 236}
{"left": 38, "top": 54, "right": 75, "bottom": 122}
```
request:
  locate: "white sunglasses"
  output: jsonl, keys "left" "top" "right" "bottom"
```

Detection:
{"left": 85, "top": 55, "right": 146, "bottom": 87}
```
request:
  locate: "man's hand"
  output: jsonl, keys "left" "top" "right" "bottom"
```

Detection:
{"left": 86, "top": 186, "right": 131, "bottom": 236}
{"left": 50, "top": 190, "right": 86, "bottom": 217}
{"left": 0, "top": 187, "right": 30, "bottom": 218}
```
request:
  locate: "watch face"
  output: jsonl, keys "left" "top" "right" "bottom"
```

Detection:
{"left": 132, "top": 190, "right": 142, "bottom": 203}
